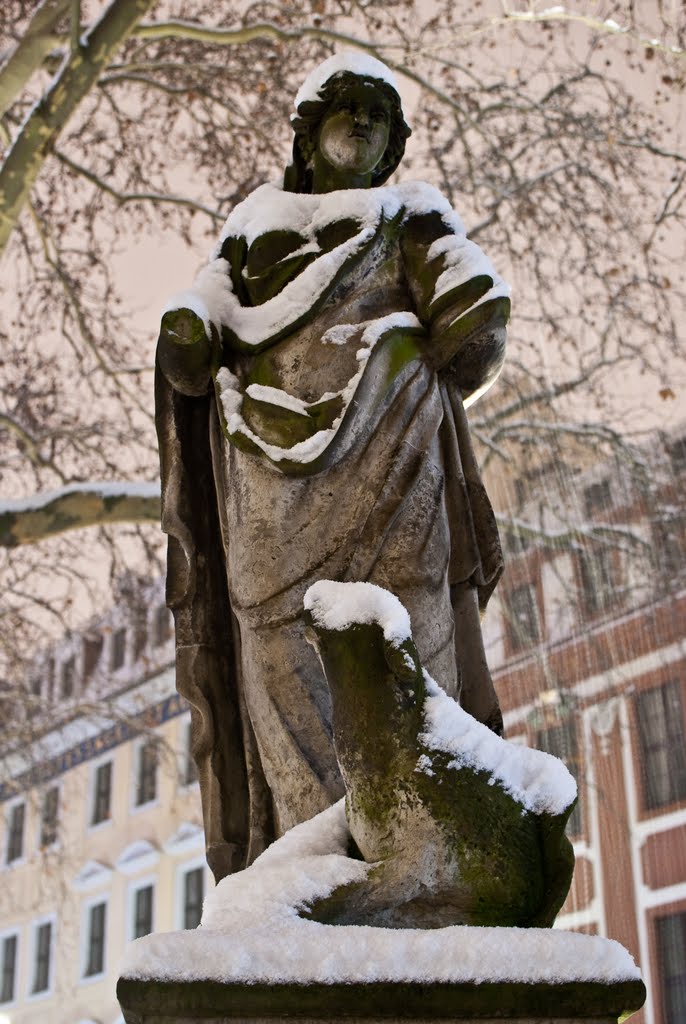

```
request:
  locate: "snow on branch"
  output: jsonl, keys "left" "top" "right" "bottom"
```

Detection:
{"left": 133, "top": 18, "right": 382, "bottom": 51}
{"left": 497, "top": 515, "right": 652, "bottom": 554}
{"left": 498, "top": 7, "right": 684, "bottom": 60}
{"left": 0, "top": 482, "right": 161, "bottom": 547}
{"left": 132, "top": 20, "right": 463, "bottom": 116}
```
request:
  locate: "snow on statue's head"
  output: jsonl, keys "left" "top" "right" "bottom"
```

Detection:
{"left": 284, "top": 51, "right": 412, "bottom": 194}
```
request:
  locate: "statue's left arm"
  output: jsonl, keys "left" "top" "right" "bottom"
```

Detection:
{"left": 401, "top": 209, "right": 510, "bottom": 406}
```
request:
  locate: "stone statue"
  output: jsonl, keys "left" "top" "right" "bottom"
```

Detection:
{"left": 156, "top": 52, "right": 511, "bottom": 884}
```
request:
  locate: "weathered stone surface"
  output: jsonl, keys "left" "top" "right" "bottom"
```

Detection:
{"left": 155, "top": 53, "right": 509, "bottom": 876}
{"left": 302, "top": 606, "right": 574, "bottom": 928}
{"left": 117, "top": 976, "right": 646, "bottom": 1024}
{"left": 120, "top": 1017, "right": 621, "bottom": 1024}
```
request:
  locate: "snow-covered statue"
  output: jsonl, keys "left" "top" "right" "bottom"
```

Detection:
{"left": 156, "top": 52, "right": 513, "bottom": 885}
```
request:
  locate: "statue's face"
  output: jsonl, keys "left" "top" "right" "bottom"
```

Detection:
{"left": 316, "top": 83, "right": 392, "bottom": 178}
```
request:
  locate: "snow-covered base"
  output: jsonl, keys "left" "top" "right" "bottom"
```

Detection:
{"left": 120, "top": 802, "right": 639, "bottom": 988}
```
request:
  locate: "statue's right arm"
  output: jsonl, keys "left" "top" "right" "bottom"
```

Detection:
{"left": 401, "top": 210, "right": 509, "bottom": 406}
{"left": 156, "top": 307, "right": 217, "bottom": 397}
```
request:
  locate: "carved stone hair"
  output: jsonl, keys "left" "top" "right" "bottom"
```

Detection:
{"left": 284, "top": 70, "right": 412, "bottom": 194}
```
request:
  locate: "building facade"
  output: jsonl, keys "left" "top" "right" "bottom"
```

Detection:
{"left": 482, "top": 429, "right": 686, "bottom": 1024}
{"left": 0, "top": 587, "right": 208, "bottom": 1024}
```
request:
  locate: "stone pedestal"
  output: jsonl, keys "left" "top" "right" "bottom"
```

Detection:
{"left": 117, "top": 976, "right": 646, "bottom": 1024}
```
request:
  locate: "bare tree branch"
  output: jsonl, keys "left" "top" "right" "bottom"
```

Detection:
{"left": 0, "top": 482, "right": 160, "bottom": 547}
{"left": 131, "top": 20, "right": 466, "bottom": 116}
{"left": 0, "top": 0, "right": 156, "bottom": 257}
{"left": 55, "top": 149, "right": 223, "bottom": 221}
{"left": 498, "top": 7, "right": 685, "bottom": 61}
{"left": 0, "top": 0, "right": 70, "bottom": 117}
{"left": 133, "top": 18, "right": 385, "bottom": 51}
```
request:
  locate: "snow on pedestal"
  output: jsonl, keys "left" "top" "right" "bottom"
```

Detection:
{"left": 119, "top": 579, "right": 645, "bottom": 1022}
{"left": 121, "top": 799, "right": 638, "bottom": 989}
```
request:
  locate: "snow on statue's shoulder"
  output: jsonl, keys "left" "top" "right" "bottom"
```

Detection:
{"left": 396, "top": 180, "right": 466, "bottom": 235}
{"left": 304, "top": 580, "right": 412, "bottom": 647}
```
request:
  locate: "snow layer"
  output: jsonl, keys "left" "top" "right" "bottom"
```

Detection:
{"left": 420, "top": 673, "right": 576, "bottom": 816}
{"left": 0, "top": 479, "right": 160, "bottom": 515}
{"left": 304, "top": 580, "right": 574, "bottom": 816}
{"left": 245, "top": 383, "right": 312, "bottom": 416}
{"left": 164, "top": 181, "right": 507, "bottom": 352}
{"left": 120, "top": 801, "right": 639, "bottom": 987}
{"left": 305, "top": 580, "right": 412, "bottom": 645}
{"left": 164, "top": 178, "right": 509, "bottom": 465}
{"left": 215, "top": 312, "right": 420, "bottom": 464}
{"left": 294, "top": 51, "right": 401, "bottom": 109}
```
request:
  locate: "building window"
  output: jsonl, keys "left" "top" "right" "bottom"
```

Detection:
{"left": 536, "top": 719, "right": 583, "bottom": 836}
{"left": 668, "top": 434, "right": 686, "bottom": 476}
{"left": 579, "top": 546, "right": 618, "bottom": 617}
{"left": 40, "top": 787, "right": 59, "bottom": 848}
{"left": 652, "top": 515, "right": 685, "bottom": 579}
{"left": 91, "top": 761, "right": 112, "bottom": 826}
{"left": 60, "top": 655, "right": 76, "bottom": 698}
{"left": 182, "top": 720, "right": 198, "bottom": 786}
{"left": 44, "top": 657, "right": 54, "bottom": 702}
{"left": 152, "top": 604, "right": 172, "bottom": 647}
{"left": 82, "top": 633, "right": 103, "bottom": 681}
{"left": 135, "top": 740, "right": 158, "bottom": 807}
{"left": 133, "top": 884, "right": 154, "bottom": 939}
{"left": 183, "top": 866, "right": 204, "bottom": 929}
{"left": 636, "top": 682, "right": 686, "bottom": 810}
{"left": 5, "top": 802, "right": 25, "bottom": 865}
{"left": 110, "top": 627, "right": 127, "bottom": 671}
{"left": 507, "top": 584, "right": 541, "bottom": 651}
{"left": 504, "top": 528, "right": 530, "bottom": 555}
{"left": 583, "top": 478, "right": 612, "bottom": 518}
{"left": 31, "top": 920, "right": 52, "bottom": 995}
{"left": 133, "top": 627, "right": 147, "bottom": 662}
{"left": 0, "top": 933, "right": 18, "bottom": 1004}
{"left": 514, "top": 461, "right": 555, "bottom": 507}
{"left": 83, "top": 901, "right": 107, "bottom": 978}
{"left": 656, "top": 911, "right": 686, "bottom": 1022}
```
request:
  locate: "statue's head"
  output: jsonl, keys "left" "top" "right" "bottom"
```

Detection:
{"left": 285, "top": 52, "right": 411, "bottom": 193}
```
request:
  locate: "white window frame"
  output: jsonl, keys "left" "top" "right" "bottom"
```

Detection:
{"left": 174, "top": 856, "right": 209, "bottom": 931}
{"left": 4, "top": 796, "right": 27, "bottom": 869}
{"left": 0, "top": 925, "right": 20, "bottom": 1007}
{"left": 80, "top": 894, "right": 108, "bottom": 984}
{"left": 87, "top": 753, "right": 114, "bottom": 832}
{"left": 26, "top": 913, "right": 56, "bottom": 1001}
{"left": 131, "top": 736, "right": 159, "bottom": 813}
{"left": 126, "top": 875, "right": 156, "bottom": 943}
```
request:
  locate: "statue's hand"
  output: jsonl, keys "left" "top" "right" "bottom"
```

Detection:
{"left": 157, "top": 307, "right": 215, "bottom": 396}
{"left": 161, "top": 307, "right": 207, "bottom": 345}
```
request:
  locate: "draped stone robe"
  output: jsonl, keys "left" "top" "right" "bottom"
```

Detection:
{"left": 156, "top": 182, "right": 510, "bottom": 882}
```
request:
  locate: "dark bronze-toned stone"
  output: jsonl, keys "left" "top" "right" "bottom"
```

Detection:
{"left": 117, "top": 975, "right": 647, "bottom": 1024}
{"left": 155, "top": 53, "right": 509, "bottom": 883}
